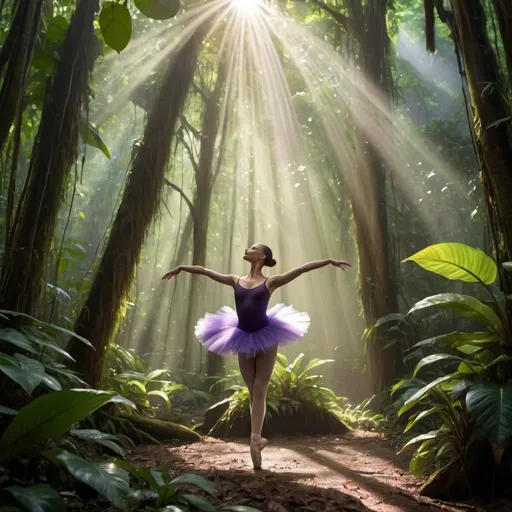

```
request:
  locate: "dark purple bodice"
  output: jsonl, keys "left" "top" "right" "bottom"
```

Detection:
{"left": 234, "top": 282, "right": 270, "bottom": 332}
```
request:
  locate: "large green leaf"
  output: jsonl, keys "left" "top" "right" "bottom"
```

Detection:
{"left": 404, "top": 406, "right": 442, "bottom": 432}
{"left": 13, "top": 354, "right": 61, "bottom": 391}
{"left": 6, "top": 484, "right": 66, "bottom": 512}
{"left": 99, "top": 2, "right": 132, "bottom": 54}
{"left": 0, "top": 328, "right": 37, "bottom": 353}
{"left": 0, "top": 310, "right": 93, "bottom": 347}
{"left": 413, "top": 353, "right": 482, "bottom": 377}
{"left": 134, "top": 0, "right": 181, "bottom": 19}
{"left": 408, "top": 293, "right": 503, "bottom": 334}
{"left": 46, "top": 450, "right": 129, "bottom": 510}
{"left": 0, "top": 389, "right": 115, "bottom": 462}
{"left": 70, "top": 429, "right": 128, "bottom": 457}
{"left": 466, "top": 382, "right": 512, "bottom": 455}
{"left": 0, "top": 353, "right": 43, "bottom": 394}
{"left": 398, "top": 429, "right": 443, "bottom": 452}
{"left": 403, "top": 243, "right": 497, "bottom": 284}
{"left": 398, "top": 375, "right": 454, "bottom": 416}
{"left": 408, "top": 332, "right": 499, "bottom": 352}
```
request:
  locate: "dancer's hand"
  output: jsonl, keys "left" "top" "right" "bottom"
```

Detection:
{"left": 331, "top": 259, "right": 351, "bottom": 271}
{"left": 162, "top": 266, "right": 182, "bottom": 280}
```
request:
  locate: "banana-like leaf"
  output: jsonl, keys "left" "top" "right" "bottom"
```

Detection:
{"left": 407, "top": 332, "right": 499, "bottom": 353}
{"left": 0, "top": 389, "right": 116, "bottom": 461}
{"left": 0, "top": 310, "right": 93, "bottom": 347}
{"left": 413, "top": 353, "right": 483, "bottom": 377}
{"left": 70, "top": 429, "right": 128, "bottom": 457}
{"left": 403, "top": 242, "right": 497, "bottom": 284}
{"left": 398, "top": 429, "right": 443, "bottom": 452}
{"left": 398, "top": 375, "right": 454, "bottom": 416}
{"left": 408, "top": 293, "right": 503, "bottom": 334}
{"left": 404, "top": 406, "right": 442, "bottom": 432}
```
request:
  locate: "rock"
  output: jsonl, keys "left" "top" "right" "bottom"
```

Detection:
{"left": 203, "top": 400, "right": 350, "bottom": 438}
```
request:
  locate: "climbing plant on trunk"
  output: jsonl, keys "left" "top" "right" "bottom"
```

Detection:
{"left": 426, "top": 0, "right": 512, "bottom": 291}
{"left": 0, "top": 0, "right": 43, "bottom": 153}
{"left": 0, "top": 0, "right": 100, "bottom": 315}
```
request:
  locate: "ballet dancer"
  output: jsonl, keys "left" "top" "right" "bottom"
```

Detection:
{"left": 162, "top": 243, "right": 350, "bottom": 469}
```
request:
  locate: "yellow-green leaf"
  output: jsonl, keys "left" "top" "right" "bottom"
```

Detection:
{"left": 403, "top": 242, "right": 497, "bottom": 285}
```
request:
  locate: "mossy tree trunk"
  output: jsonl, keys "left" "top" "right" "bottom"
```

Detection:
{"left": 69, "top": 25, "right": 210, "bottom": 387}
{"left": 0, "top": 0, "right": 99, "bottom": 316}
{"left": 0, "top": 0, "right": 43, "bottom": 152}
{"left": 428, "top": 0, "right": 512, "bottom": 288}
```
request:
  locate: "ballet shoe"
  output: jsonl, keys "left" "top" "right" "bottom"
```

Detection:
{"left": 250, "top": 436, "right": 268, "bottom": 469}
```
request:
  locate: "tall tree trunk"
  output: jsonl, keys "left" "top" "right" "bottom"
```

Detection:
{"left": 354, "top": 0, "right": 401, "bottom": 391}
{"left": 69, "top": 25, "right": 209, "bottom": 387}
{"left": 0, "top": 0, "right": 43, "bottom": 152}
{"left": 311, "top": 0, "right": 400, "bottom": 390}
{"left": 183, "top": 58, "right": 227, "bottom": 375}
{"left": 0, "top": 0, "right": 99, "bottom": 315}
{"left": 430, "top": 0, "right": 512, "bottom": 274}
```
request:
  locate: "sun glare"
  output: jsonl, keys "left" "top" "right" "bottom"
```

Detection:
{"left": 231, "top": 0, "right": 263, "bottom": 15}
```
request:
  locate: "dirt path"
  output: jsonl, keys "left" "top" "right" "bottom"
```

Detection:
{"left": 130, "top": 431, "right": 505, "bottom": 512}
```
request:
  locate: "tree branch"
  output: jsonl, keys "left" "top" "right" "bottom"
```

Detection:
{"left": 164, "top": 178, "right": 196, "bottom": 221}
{"left": 176, "top": 128, "right": 200, "bottom": 176}
{"left": 180, "top": 114, "right": 201, "bottom": 140}
{"left": 190, "top": 80, "right": 208, "bottom": 103}
{"left": 307, "top": 0, "right": 353, "bottom": 36}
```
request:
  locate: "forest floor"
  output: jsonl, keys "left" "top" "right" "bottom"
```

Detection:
{"left": 129, "top": 430, "right": 511, "bottom": 512}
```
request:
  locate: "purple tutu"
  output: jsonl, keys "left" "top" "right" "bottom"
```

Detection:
{"left": 195, "top": 304, "right": 310, "bottom": 357}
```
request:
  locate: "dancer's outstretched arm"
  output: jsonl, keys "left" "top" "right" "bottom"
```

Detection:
{"left": 162, "top": 266, "right": 238, "bottom": 286}
{"left": 268, "top": 258, "right": 350, "bottom": 292}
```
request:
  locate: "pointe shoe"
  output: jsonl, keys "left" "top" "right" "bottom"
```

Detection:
{"left": 250, "top": 436, "right": 268, "bottom": 470}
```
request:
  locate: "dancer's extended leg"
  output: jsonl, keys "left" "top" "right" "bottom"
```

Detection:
{"left": 249, "top": 346, "right": 277, "bottom": 469}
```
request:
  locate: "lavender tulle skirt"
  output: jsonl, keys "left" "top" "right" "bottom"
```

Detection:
{"left": 195, "top": 304, "right": 310, "bottom": 357}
